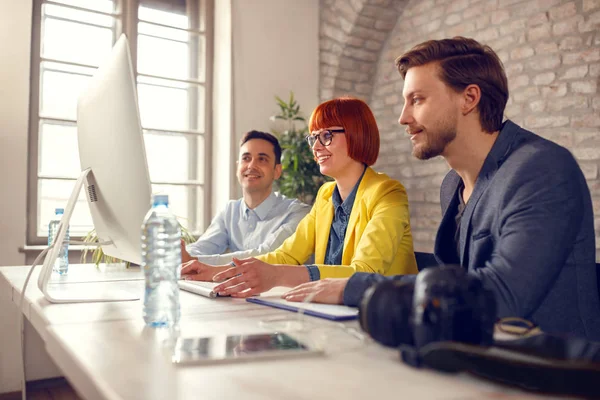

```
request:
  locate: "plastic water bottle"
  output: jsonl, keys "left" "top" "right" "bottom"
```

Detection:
{"left": 141, "top": 194, "right": 181, "bottom": 327}
{"left": 48, "top": 208, "right": 69, "bottom": 275}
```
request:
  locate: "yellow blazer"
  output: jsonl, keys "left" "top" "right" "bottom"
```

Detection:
{"left": 257, "top": 167, "right": 418, "bottom": 279}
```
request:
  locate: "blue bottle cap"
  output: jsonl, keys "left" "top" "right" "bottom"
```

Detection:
{"left": 55, "top": 208, "right": 64, "bottom": 215}
{"left": 152, "top": 194, "right": 169, "bottom": 207}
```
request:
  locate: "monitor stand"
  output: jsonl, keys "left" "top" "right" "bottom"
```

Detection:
{"left": 37, "top": 168, "right": 140, "bottom": 303}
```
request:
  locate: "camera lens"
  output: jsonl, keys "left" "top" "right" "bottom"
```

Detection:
{"left": 412, "top": 266, "right": 496, "bottom": 348}
{"left": 359, "top": 280, "right": 414, "bottom": 348}
{"left": 358, "top": 266, "right": 496, "bottom": 350}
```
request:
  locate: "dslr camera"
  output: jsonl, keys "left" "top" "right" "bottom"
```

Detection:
{"left": 359, "top": 265, "right": 496, "bottom": 349}
{"left": 359, "top": 265, "right": 600, "bottom": 399}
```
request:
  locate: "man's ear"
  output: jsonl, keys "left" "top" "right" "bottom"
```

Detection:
{"left": 462, "top": 84, "right": 481, "bottom": 116}
{"left": 274, "top": 163, "right": 282, "bottom": 180}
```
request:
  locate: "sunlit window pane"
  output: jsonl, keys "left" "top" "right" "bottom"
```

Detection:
{"left": 139, "top": 21, "right": 189, "bottom": 41}
{"left": 47, "top": 0, "right": 114, "bottom": 13}
{"left": 137, "top": 77, "right": 201, "bottom": 131}
{"left": 144, "top": 132, "right": 189, "bottom": 182}
{"left": 40, "top": 65, "right": 94, "bottom": 120}
{"left": 143, "top": 132, "right": 205, "bottom": 183}
{"left": 139, "top": 5, "right": 188, "bottom": 29}
{"left": 39, "top": 122, "right": 81, "bottom": 178}
{"left": 151, "top": 184, "right": 203, "bottom": 232}
{"left": 38, "top": 179, "right": 93, "bottom": 237}
{"left": 33, "top": 0, "right": 208, "bottom": 241}
{"left": 42, "top": 17, "right": 113, "bottom": 66}
{"left": 44, "top": 3, "right": 115, "bottom": 27}
{"left": 137, "top": 33, "right": 189, "bottom": 79}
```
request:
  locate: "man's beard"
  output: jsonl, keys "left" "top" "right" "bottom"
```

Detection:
{"left": 412, "top": 118, "right": 457, "bottom": 160}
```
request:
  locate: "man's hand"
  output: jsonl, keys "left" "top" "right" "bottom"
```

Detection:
{"left": 282, "top": 278, "right": 349, "bottom": 305}
{"left": 181, "top": 239, "right": 194, "bottom": 264}
{"left": 180, "top": 260, "right": 226, "bottom": 282}
{"left": 212, "top": 257, "right": 282, "bottom": 298}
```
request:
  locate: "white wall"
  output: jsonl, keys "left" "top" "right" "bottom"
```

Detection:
{"left": 230, "top": 0, "right": 320, "bottom": 198}
{"left": 0, "top": 0, "right": 32, "bottom": 266}
{"left": 0, "top": 0, "right": 33, "bottom": 391}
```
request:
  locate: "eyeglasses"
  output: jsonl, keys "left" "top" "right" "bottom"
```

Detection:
{"left": 306, "top": 129, "right": 345, "bottom": 147}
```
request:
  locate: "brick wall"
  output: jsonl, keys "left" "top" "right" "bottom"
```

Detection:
{"left": 320, "top": 0, "right": 600, "bottom": 257}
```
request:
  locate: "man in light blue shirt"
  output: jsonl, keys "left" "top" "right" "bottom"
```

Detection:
{"left": 182, "top": 130, "right": 309, "bottom": 269}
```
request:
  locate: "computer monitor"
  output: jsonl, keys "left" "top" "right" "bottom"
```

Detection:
{"left": 37, "top": 34, "right": 151, "bottom": 303}
{"left": 77, "top": 34, "right": 151, "bottom": 265}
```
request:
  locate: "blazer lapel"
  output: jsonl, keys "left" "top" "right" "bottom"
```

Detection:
{"left": 315, "top": 193, "right": 334, "bottom": 264}
{"left": 458, "top": 121, "right": 521, "bottom": 266}
{"left": 434, "top": 172, "right": 461, "bottom": 262}
{"left": 344, "top": 168, "right": 371, "bottom": 251}
{"left": 458, "top": 171, "right": 491, "bottom": 266}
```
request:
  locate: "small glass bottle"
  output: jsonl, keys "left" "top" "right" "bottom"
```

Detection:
{"left": 48, "top": 208, "right": 69, "bottom": 275}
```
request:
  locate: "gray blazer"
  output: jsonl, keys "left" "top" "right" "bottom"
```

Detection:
{"left": 435, "top": 120, "right": 600, "bottom": 340}
{"left": 344, "top": 120, "right": 600, "bottom": 340}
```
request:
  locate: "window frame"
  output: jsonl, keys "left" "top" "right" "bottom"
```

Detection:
{"left": 26, "top": 0, "right": 213, "bottom": 245}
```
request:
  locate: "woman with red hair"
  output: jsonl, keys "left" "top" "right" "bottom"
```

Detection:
{"left": 182, "top": 97, "right": 418, "bottom": 299}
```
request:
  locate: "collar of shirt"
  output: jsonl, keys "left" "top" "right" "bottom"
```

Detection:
{"left": 331, "top": 165, "right": 367, "bottom": 215}
{"left": 241, "top": 191, "right": 277, "bottom": 221}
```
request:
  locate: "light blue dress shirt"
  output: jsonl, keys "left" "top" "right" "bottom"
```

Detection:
{"left": 186, "top": 191, "right": 310, "bottom": 265}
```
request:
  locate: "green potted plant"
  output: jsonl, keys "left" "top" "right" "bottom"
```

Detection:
{"left": 271, "top": 92, "right": 329, "bottom": 204}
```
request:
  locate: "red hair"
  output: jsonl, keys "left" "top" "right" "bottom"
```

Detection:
{"left": 308, "top": 97, "right": 379, "bottom": 166}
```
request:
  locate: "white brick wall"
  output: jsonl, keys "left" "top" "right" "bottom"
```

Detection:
{"left": 320, "top": 0, "right": 600, "bottom": 256}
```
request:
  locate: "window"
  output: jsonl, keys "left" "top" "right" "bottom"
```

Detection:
{"left": 27, "top": 0, "right": 212, "bottom": 244}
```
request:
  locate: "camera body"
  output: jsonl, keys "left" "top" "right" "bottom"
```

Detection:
{"left": 359, "top": 265, "right": 496, "bottom": 349}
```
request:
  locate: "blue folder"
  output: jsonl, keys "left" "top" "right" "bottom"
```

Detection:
{"left": 246, "top": 297, "right": 359, "bottom": 321}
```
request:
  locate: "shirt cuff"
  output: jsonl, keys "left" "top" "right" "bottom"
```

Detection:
{"left": 304, "top": 264, "right": 320, "bottom": 281}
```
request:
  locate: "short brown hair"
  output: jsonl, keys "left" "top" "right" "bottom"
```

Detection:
{"left": 396, "top": 37, "right": 508, "bottom": 133}
{"left": 308, "top": 97, "right": 379, "bottom": 166}
{"left": 240, "top": 130, "right": 282, "bottom": 164}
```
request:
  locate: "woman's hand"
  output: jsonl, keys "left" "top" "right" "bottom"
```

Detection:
{"left": 282, "top": 278, "right": 349, "bottom": 304}
{"left": 212, "top": 258, "right": 282, "bottom": 298}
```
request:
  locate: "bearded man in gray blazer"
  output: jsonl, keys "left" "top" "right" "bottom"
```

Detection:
{"left": 282, "top": 37, "right": 600, "bottom": 341}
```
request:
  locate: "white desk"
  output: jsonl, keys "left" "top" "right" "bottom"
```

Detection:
{"left": 0, "top": 264, "right": 146, "bottom": 392}
{"left": 0, "top": 264, "right": 565, "bottom": 399}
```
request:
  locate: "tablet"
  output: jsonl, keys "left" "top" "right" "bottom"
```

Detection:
{"left": 171, "top": 332, "right": 323, "bottom": 365}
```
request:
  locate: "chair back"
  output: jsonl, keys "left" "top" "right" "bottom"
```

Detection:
{"left": 415, "top": 252, "right": 438, "bottom": 271}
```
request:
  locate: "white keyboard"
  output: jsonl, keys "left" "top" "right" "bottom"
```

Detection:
{"left": 178, "top": 280, "right": 223, "bottom": 298}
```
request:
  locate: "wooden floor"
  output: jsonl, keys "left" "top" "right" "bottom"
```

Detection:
{"left": 0, "top": 378, "right": 80, "bottom": 400}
